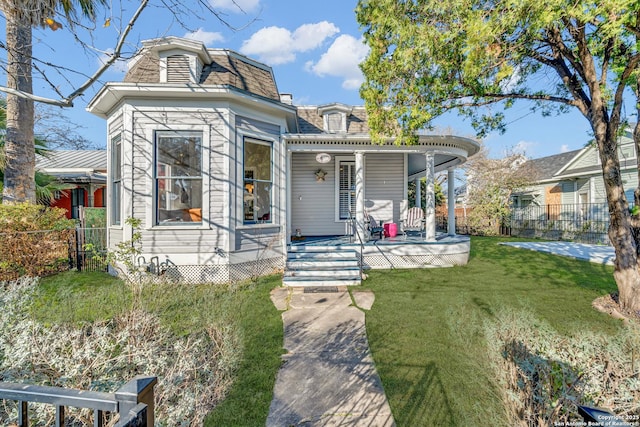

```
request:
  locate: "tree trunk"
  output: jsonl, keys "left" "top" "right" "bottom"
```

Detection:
{"left": 596, "top": 121, "right": 640, "bottom": 311}
{"left": 2, "top": 13, "right": 35, "bottom": 204}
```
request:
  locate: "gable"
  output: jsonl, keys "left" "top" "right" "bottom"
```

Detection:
{"left": 295, "top": 106, "right": 370, "bottom": 135}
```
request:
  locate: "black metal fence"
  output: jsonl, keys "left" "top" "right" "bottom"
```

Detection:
{"left": 508, "top": 203, "right": 611, "bottom": 245}
{"left": 437, "top": 203, "right": 614, "bottom": 245}
{"left": 75, "top": 227, "right": 108, "bottom": 272}
{"left": 0, "top": 376, "right": 156, "bottom": 427}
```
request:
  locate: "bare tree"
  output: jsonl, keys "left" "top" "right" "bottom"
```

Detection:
{"left": 0, "top": 0, "right": 246, "bottom": 203}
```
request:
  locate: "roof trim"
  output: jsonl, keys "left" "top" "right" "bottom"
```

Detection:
{"left": 87, "top": 82, "right": 297, "bottom": 118}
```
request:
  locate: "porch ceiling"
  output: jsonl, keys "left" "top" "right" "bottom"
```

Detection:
{"left": 408, "top": 153, "right": 460, "bottom": 178}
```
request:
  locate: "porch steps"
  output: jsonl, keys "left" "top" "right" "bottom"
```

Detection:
{"left": 283, "top": 245, "right": 362, "bottom": 287}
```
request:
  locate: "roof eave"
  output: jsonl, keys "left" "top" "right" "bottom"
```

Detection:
{"left": 87, "top": 83, "right": 297, "bottom": 118}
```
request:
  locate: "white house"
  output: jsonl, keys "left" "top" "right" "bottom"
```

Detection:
{"left": 87, "top": 36, "right": 480, "bottom": 285}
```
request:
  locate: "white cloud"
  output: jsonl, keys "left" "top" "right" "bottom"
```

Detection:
{"left": 184, "top": 28, "right": 224, "bottom": 46}
{"left": 208, "top": 0, "right": 260, "bottom": 13}
{"left": 240, "top": 21, "right": 339, "bottom": 65}
{"left": 511, "top": 140, "right": 535, "bottom": 156}
{"left": 307, "top": 35, "right": 370, "bottom": 90}
{"left": 560, "top": 144, "right": 570, "bottom": 153}
{"left": 292, "top": 22, "right": 340, "bottom": 51}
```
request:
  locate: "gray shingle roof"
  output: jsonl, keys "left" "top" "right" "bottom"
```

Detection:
{"left": 123, "top": 44, "right": 280, "bottom": 101}
{"left": 526, "top": 149, "right": 582, "bottom": 180}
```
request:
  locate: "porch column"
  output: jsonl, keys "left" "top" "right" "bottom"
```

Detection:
{"left": 355, "top": 151, "right": 366, "bottom": 240}
{"left": 415, "top": 178, "right": 422, "bottom": 208}
{"left": 447, "top": 167, "right": 456, "bottom": 236}
{"left": 425, "top": 153, "right": 436, "bottom": 241}
{"left": 286, "top": 150, "right": 292, "bottom": 244}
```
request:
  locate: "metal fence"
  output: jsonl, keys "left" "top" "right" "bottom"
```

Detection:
{"left": 0, "top": 376, "right": 156, "bottom": 427}
{"left": 508, "top": 203, "right": 611, "bottom": 245}
{"left": 75, "top": 227, "right": 108, "bottom": 272}
{"left": 437, "top": 203, "right": 614, "bottom": 245}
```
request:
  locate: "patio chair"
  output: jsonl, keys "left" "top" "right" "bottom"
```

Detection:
{"left": 401, "top": 206, "right": 425, "bottom": 239}
{"left": 365, "top": 212, "right": 385, "bottom": 240}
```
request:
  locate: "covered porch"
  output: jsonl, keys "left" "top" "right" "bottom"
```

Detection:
{"left": 290, "top": 231, "right": 472, "bottom": 269}
{"left": 284, "top": 134, "right": 479, "bottom": 246}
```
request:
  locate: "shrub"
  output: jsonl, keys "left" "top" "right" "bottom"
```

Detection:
{"left": 485, "top": 309, "right": 640, "bottom": 425}
{"left": 0, "top": 277, "right": 242, "bottom": 426}
{"left": 0, "top": 203, "right": 75, "bottom": 281}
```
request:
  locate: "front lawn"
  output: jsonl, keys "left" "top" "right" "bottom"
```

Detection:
{"left": 361, "top": 236, "right": 628, "bottom": 426}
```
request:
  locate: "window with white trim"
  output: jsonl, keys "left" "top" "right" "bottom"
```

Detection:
{"left": 111, "top": 134, "right": 122, "bottom": 226}
{"left": 338, "top": 160, "right": 356, "bottom": 220}
{"left": 155, "top": 131, "right": 203, "bottom": 224}
{"left": 243, "top": 138, "right": 272, "bottom": 223}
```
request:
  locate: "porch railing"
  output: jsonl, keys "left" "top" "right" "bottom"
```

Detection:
{"left": 0, "top": 376, "right": 157, "bottom": 427}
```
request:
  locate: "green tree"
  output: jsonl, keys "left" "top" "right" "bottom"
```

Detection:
{"left": 462, "top": 147, "right": 537, "bottom": 235}
{"left": 357, "top": 0, "right": 640, "bottom": 310}
{"left": 408, "top": 176, "right": 444, "bottom": 208}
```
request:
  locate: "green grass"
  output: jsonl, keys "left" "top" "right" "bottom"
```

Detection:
{"left": 35, "top": 272, "right": 284, "bottom": 426}
{"left": 359, "top": 236, "right": 623, "bottom": 427}
{"left": 33, "top": 237, "right": 625, "bottom": 426}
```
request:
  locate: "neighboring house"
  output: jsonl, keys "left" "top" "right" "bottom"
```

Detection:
{"left": 513, "top": 128, "right": 637, "bottom": 208}
{"left": 87, "top": 36, "right": 480, "bottom": 284}
{"left": 36, "top": 150, "right": 107, "bottom": 219}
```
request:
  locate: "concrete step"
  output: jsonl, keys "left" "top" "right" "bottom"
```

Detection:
{"left": 286, "top": 259, "right": 359, "bottom": 269}
{"left": 287, "top": 250, "right": 358, "bottom": 260}
{"left": 284, "top": 268, "right": 360, "bottom": 278}
{"left": 282, "top": 276, "right": 361, "bottom": 287}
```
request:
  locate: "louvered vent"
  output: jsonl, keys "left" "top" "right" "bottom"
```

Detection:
{"left": 326, "top": 112, "right": 344, "bottom": 133}
{"left": 167, "top": 55, "right": 192, "bottom": 83}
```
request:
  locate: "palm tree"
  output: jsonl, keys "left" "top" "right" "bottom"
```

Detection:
{"left": 0, "top": 97, "right": 72, "bottom": 204}
{"left": 0, "top": 0, "right": 105, "bottom": 204}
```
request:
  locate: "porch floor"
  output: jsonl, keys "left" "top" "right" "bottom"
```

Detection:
{"left": 289, "top": 231, "right": 468, "bottom": 247}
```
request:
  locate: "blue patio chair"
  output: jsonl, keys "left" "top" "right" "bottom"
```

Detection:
{"left": 365, "top": 212, "right": 385, "bottom": 240}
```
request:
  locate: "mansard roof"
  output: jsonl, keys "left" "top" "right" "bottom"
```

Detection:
{"left": 123, "top": 36, "right": 280, "bottom": 101}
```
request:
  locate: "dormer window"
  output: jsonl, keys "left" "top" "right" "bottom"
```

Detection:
{"left": 318, "top": 103, "right": 353, "bottom": 133}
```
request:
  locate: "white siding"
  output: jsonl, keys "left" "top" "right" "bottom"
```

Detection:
{"left": 129, "top": 109, "right": 230, "bottom": 255}
{"left": 290, "top": 152, "right": 405, "bottom": 236}
{"left": 291, "top": 153, "right": 341, "bottom": 236}
{"left": 365, "top": 153, "right": 404, "bottom": 224}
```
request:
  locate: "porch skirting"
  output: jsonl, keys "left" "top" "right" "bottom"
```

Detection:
{"left": 110, "top": 256, "right": 285, "bottom": 285}
{"left": 361, "top": 236, "right": 470, "bottom": 269}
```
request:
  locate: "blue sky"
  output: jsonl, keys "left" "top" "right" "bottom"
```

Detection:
{"left": 3, "top": 0, "right": 601, "bottom": 158}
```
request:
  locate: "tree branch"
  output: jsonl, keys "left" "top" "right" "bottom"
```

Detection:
{"left": 0, "top": 0, "right": 150, "bottom": 107}
{"left": 63, "top": 0, "right": 150, "bottom": 104}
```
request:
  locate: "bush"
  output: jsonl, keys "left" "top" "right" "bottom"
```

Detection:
{"left": 485, "top": 309, "right": 640, "bottom": 425}
{"left": 0, "top": 203, "right": 75, "bottom": 280}
{"left": 0, "top": 277, "right": 242, "bottom": 426}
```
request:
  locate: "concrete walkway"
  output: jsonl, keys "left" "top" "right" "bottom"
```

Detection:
{"left": 267, "top": 287, "right": 395, "bottom": 427}
{"left": 501, "top": 241, "right": 616, "bottom": 265}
